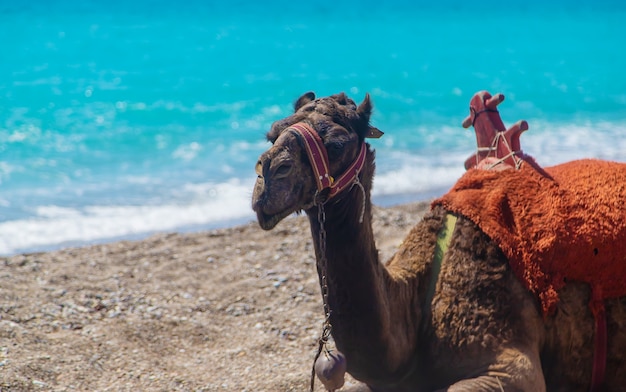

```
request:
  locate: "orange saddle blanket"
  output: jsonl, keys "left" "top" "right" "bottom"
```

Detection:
{"left": 434, "top": 158, "right": 626, "bottom": 316}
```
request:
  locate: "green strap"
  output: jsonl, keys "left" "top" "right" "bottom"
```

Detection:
{"left": 425, "top": 214, "right": 458, "bottom": 311}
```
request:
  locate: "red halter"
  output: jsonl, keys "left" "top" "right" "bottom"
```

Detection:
{"left": 288, "top": 122, "right": 367, "bottom": 203}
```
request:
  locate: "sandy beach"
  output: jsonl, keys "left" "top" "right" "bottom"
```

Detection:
{"left": 0, "top": 201, "right": 430, "bottom": 391}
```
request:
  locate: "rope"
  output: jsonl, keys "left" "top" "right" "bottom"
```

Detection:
{"left": 352, "top": 174, "right": 366, "bottom": 224}
{"left": 477, "top": 131, "right": 524, "bottom": 170}
{"left": 471, "top": 108, "right": 498, "bottom": 127}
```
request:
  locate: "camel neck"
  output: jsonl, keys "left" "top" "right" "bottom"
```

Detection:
{"left": 307, "top": 181, "right": 375, "bottom": 264}
{"left": 304, "top": 158, "right": 426, "bottom": 386}
{"left": 305, "top": 179, "right": 392, "bottom": 379}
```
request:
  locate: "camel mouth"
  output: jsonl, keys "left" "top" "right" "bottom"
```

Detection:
{"left": 253, "top": 183, "right": 304, "bottom": 230}
{"left": 255, "top": 207, "right": 294, "bottom": 231}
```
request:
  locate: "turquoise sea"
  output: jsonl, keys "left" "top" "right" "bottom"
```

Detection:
{"left": 1, "top": 0, "right": 625, "bottom": 255}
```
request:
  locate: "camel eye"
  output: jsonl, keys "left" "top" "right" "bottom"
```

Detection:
{"left": 274, "top": 164, "right": 292, "bottom": 178}
{"left": 255, "top": 161, "right": 263, "bottom": 178}
{"left": 326, "top": 141, "right": 344, "bottom": 158}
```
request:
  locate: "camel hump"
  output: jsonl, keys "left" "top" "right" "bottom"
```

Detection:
{"left": 434, "top": 159, "right": 626, "bottom": 316}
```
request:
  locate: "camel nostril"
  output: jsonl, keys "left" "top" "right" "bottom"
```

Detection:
{"left": 255, "top": 161, "right": 263, "bottom": 178}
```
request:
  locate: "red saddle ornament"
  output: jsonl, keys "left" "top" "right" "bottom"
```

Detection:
{"left": 462, "top": 91, "right": 529, "bottom": 171}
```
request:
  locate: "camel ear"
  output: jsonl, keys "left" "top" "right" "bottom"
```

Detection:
{"left": 357, "top": 93, "right": 373, "bottom": 122}
{"left": 294, "top": 91, "right": 315, "bottom": 112}
{"left": 357, "top": 93, "right": 383, "bottom": 138}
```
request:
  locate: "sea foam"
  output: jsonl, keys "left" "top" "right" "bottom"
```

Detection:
{"left": 0, "top": 178, "right": 255, "bottom": 255}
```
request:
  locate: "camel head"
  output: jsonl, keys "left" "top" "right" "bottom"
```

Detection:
{"left": 252, "top": 92, "right": 382, "bottom": 230}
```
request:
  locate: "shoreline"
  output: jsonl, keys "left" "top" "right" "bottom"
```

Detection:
{"left": 3, "top": 194, "right": 436, "bottom": 258}
{"left": 0, "top": 201, "right": 431, "bottom": 391}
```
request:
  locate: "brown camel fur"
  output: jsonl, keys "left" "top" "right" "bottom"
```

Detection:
{"left": 251, "top": 92, "right": 626, "bottom": 391}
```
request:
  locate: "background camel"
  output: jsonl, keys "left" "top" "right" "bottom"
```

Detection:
{"left": 251, "top": 92, "right": 626, "bottom": 391}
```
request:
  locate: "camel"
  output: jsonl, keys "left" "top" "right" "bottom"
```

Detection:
{"left": 251, "top": 91, "right": 626, "bottom": 391}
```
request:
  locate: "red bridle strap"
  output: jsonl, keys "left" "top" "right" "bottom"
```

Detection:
{"left": 289, "top": 123, "right": 333, "bottom": 191}
{"left": 329, "top": 141, "right": 366, "bottom": 198}
{"left": 288, "top": 122, "right": 367, "bottom": 202}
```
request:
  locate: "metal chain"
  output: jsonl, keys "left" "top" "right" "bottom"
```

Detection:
{"left": 309, "top": 178, "right": 365, "bottom": 391}
{"left": 318, "top": 203, "right": 331, "bottom": 322}
{"left": 310, "top": 202, "right": 333, "bottom": 392}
